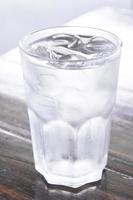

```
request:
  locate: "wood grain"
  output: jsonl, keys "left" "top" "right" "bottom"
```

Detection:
{"left": 0, "top": 93, "right": 133, "bottom": 200}
{"left": 0, "top": 94, "right": 133, "bottom": 163}
{"left": 0, "top": 152, "right": 133, "bottom": 200}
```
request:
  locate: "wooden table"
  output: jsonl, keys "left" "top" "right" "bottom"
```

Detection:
{"left": 0, "top": 8, "right": 133, "bottom": 199}
{"left": 0, "top": 90, "right": 133, "bottom": 200}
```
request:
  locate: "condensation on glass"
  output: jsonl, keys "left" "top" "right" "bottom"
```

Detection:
{"left": 19, "top": 27, "right": 122, "bottom": 188}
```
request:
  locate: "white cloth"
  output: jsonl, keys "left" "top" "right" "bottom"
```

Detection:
{"left": 0, "top": 7, "right": 133, "bottom": 105}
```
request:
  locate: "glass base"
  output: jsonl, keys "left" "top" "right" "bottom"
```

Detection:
{"left": 36, "top": 164, "right": 104, "bottom": 188}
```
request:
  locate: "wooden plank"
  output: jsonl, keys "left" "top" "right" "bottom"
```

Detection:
{"left": 0, "top": 128, "right": 133, "bottom": 180}
{"left": 0, "top": 130, "right": 32, "bottom": 165}
{"left": 0, "top": 154, "right": 133, "bottom": 200}
{"left": 0, "top": 93, "right": 133, "bottom": 199}
{"left": 0, "top": 128, "right": 133, "bottom": 182}
{"left": 0, "top": 94, "right": 133, "bottom": 164}
{"left": 0, "top": 94, "right": 30, "bottom": 139}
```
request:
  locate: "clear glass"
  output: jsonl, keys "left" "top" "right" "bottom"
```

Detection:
{"left": 19, "top": 27, "right": 122, "bottom": 188}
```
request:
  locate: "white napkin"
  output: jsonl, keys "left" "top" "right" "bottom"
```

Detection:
{"left": 0, "top": 48, "right": 25, "bottom": 100}
{"left": 67, "top": 7, "right": 133, "bottom": 92}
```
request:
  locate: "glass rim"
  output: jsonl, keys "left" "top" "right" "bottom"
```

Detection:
{"left": 19, "top": 26, "right": 122, "bottom": 65}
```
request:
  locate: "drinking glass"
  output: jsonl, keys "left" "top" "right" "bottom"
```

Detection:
{"left": 19, "top": 27, "right": 122, "bottom": 188}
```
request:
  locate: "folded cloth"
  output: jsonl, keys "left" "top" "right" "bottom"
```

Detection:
{"left": 0, "top": 48, "right": 25, "bottom": 100}
{"left": 0, "top": 7, "right": 133, "bottom": 105}
{"left": 68, "top": 8, "right": 133, "bottom": 89}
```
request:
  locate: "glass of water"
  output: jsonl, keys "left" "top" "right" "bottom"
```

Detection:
{"left": 19, "top": 27, "right": 122, "bottom": 188}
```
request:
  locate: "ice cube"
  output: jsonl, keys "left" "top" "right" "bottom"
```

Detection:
{"left": 28, "top": 94, "right": 58, "bottom": 122}
{"left": 37, "top": 73, "right": 62, "bottom": 95}
{"left": 58, "top": 87, "right": 112, "bottom": 125}
{"left": 28, "top": 32, "right": 116, "bottom": 65}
